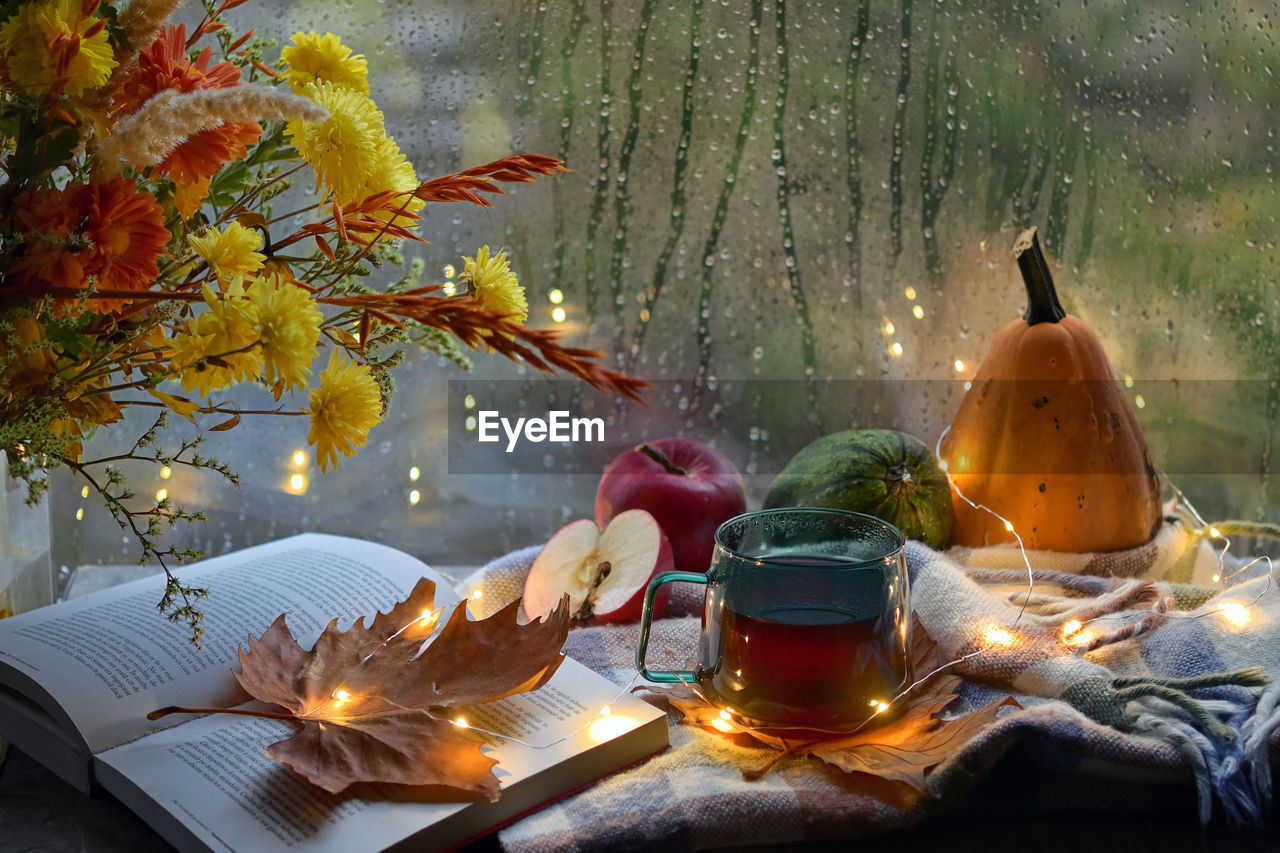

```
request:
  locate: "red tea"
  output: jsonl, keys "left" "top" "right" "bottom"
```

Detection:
{"left": 709, "top": 601, "right": 906, "bottom": 733}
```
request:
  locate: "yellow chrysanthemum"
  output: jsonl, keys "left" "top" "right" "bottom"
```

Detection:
{"left": 359, "top": 137, "right": 425, "bottom": 231}
{"left": 280, "top": 31, "right": 369, "bottom": 97}
{"left": 307, "top": 352, "right": 382, "bottom": 473}
{"left": 286, "top": 81, "right": 386, "bottom": 205}
{"left": 463, "top": 246, "right": 526, "bottom": 350}
{"left": 169, "top": 281, "right": 263, "bottom": 397}
{"left": 245, "top": 273, "right": 322, "bottom": 397}
{"left": 0, "top": 0, "right": 116, "bottom": 98}
{"left": 187, "top": 222, "right": 266, "bottom": 284}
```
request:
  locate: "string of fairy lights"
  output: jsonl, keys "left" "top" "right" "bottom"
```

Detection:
{"left": 89, "top": 263, "right": 1275, "bottom": 748}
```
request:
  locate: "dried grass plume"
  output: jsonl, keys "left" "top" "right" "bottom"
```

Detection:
{"left": 95, "top": 86, "right": 327, "bottom": 176}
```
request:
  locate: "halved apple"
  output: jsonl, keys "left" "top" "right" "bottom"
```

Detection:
{"left": 524, "top": 510, "right": 675, "bottom": 624}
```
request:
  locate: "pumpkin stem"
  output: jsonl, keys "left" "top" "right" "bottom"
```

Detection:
{"left": 1013, "top": 227, "right": 1067, "bottom": 326}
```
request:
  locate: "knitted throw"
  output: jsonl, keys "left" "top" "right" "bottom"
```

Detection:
{"left": 462, "top": 521, "right": 1280, "bottom": 851}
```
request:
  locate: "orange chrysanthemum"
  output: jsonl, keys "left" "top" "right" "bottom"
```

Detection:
{"left": 79, "top": 177, "right": 170, "bottom": 311}
{"left": 114, "top": 25, "right": 262, "bottom": 213}
{"left": 9, "top": 185, "right": 88, "bottom": 292}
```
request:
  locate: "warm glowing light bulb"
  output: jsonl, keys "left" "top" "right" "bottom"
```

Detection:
{"left": 871, "top": 700, "right": 890, "bottom": 715}
{"left": 443, "top": 264, "right": 456, "bottom": 279}
{"left": 1219, "top": 602, "right": 1250, "bottom": 627}
{"left": 983, "top": 627, "right": 1015, "bottom": 647}
{"left": 938, "top": 458, "right": 949, "bottom": 472}
{"left": 1212, "top": 575, "right": 1221, "bottom": 583}
{"left": 719, "top": 709, "right": 733, "bottom": 721}
{"left": 891, "top": 342, "right": 903, "bottom": 356}
{"left": 409, "top": 489, "right": 421, "bottom": 506}
{"left": 291, "top": 450, "right": 307, "bottom": 467}
{"left": 1003, "top": 519, "right": 1015, "bottom": 532}
{"left": 904, "top": 286, "right": 917, "bottom": 300}
{"left": 417, "top": 608, "right": 440, "bottom": 632}
{"left": 160, "top": 466, "right": 172, "bottom": 480}
{"left": 589, "top": 712, "right": 638, "bottom": 741}
{"left": 454, "top": 717, "right": 469, "bottom": 729}
{"left": 409, "top": 466, "right": 421, "bottom": 481}
{"left": 1124, "top": 375, "right": 1134, "bottom": 388}
{"left": 155, "top": 488, "right": 167, "bottom": 502}
{"left": 1134, "top": 394, "right": 1146, "bottom": 409}
{"left": 599, "top": 705, "right": 611, "bottom": 716}
{"left": 883, "top": 321, "right": 895, "bottom": 335}
{"left": 710, "top": 717, "right": 735, "bottom": 733}
{"left": 1062, "top": 619, "right": 1082, "bottom": 636}
{"left": 464, "top": 395, "right": 476, "bottom": 409}
{"left": 471, "top": 589, "right": 483, "bottom": 600}
{"left": 912, "top": 304, "right": 925, "bottom": 320}
{"left": 443, "top": 282, "right": 457, "bottom": 296}
{"left": 333, "top": 689, "right": 352, "bottom": 704}
{"left": 1209, "top": 527, "right": 1222, "bottom": 539}
{"left": 548, "top": 289, "right": 564, "bottom": 304}
{"left": 953, "top": 359, "right": 965, "bottom": 372}
{"left": 552, "top": 306, "right": 567, "bottom": 323}
{"left": 80, "top": 485, "right": 89, "bottom": 498}
{"left": 1067, "top": 631, "right": 1096, "bottom": 647}
{"left": 466, "top": 415, "right": 477, "bottom": 431}
{"left": 290, "top": 473, "right": 306, "bottom": 492}
{"left": 75, "top": 507, "right": 84, "bottom": 521}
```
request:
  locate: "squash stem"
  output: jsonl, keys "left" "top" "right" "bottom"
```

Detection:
{"left": 1013, "top": 227, "right": 1066, "bottom": 326}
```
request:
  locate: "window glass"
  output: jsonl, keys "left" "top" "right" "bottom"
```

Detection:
{"left": 53, "top": 1, "right": 1280, "bottom": 569}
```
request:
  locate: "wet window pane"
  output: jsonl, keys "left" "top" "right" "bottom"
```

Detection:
{"left": 53, "top": 1, "right": 1280, "bottom": 568}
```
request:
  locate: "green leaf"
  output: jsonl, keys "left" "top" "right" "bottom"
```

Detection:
{"left": 97, "top": 1, "right": 132, "bottom": 53}
{"left": 247, "top": 122, "right": 297, "bottom": 166}
{"left": 7, "top": 116, "right": 80, "bottom": 181}
{"left": 207, "top": 160, "right": 251, "bottom": 207}
{"left": 45, "top": 323, "right": 93, "bottom": 361}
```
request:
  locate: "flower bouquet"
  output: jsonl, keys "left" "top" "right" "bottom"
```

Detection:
{"left": 0, "top": 0, "right": 642, "bottom": 641}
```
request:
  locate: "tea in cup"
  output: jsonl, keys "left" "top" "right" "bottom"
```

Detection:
{"left": 637, "top": 507, "right": 910, "bottom": 734}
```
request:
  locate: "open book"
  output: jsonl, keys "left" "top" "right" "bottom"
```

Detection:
{"left": 0, "top": 533, "right": 668, "bottom": 852}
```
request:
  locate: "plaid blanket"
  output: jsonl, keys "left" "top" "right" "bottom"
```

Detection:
{"left": 463, "top": 522, "right": 1280, "bottom": 851}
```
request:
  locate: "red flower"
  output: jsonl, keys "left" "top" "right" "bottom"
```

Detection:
{"left": 114, "top": 25, "right": 262, "bottom": 215}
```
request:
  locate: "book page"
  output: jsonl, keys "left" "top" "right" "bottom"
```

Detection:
{"left": 96, "top": 658, "right": 667, "bottom": 853}
{"left": 0, "top": 534, "right": 459, "bottom": 754}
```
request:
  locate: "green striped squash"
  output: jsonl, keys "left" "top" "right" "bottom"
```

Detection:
{"left": 763, "top": 429, "right": 953, "bottom": 548}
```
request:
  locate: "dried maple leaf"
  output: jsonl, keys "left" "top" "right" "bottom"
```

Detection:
{"left": 653, "top": 616, "right": 1019, "bottom": 803}
{"left": 150, "top": 579, "right": 570, "bottom": 800}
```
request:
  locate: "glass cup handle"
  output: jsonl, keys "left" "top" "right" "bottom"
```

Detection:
{"left": 636, "top": 571, "right": 709, "bottom": 683}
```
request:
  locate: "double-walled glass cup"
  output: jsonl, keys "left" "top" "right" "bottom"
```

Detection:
{"left": 637, "top": 507, "right": 910, "bottom": 734}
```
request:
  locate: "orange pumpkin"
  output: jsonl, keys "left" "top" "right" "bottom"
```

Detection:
{"left": 939, "top": 228, "right": 1160, "bottom": 552}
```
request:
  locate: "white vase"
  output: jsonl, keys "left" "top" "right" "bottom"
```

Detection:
{"left": 0, "top": 455, "right": 53, "bottom": 618}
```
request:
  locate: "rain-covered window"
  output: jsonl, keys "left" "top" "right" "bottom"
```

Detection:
{"left": 54, "top": 1, "right": 1280, "bottom": 569}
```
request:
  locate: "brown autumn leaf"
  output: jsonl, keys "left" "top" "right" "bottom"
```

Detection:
{"left": 655, "top": 616, "right": 1019, "bottom": 803}
{"left": 151, "top": 579, "right": 571, "bottom": 800}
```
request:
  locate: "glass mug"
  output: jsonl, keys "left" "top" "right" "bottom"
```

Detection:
{"left": 637, "top": 507, "right": 910, "bottom": 734}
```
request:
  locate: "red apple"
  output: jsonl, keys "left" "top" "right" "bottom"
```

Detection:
{"left": 595, "top": 438, "right": 746, "bottom": 573}
{"left": 524, "top": 510, "right": 675, "bottom": 624}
